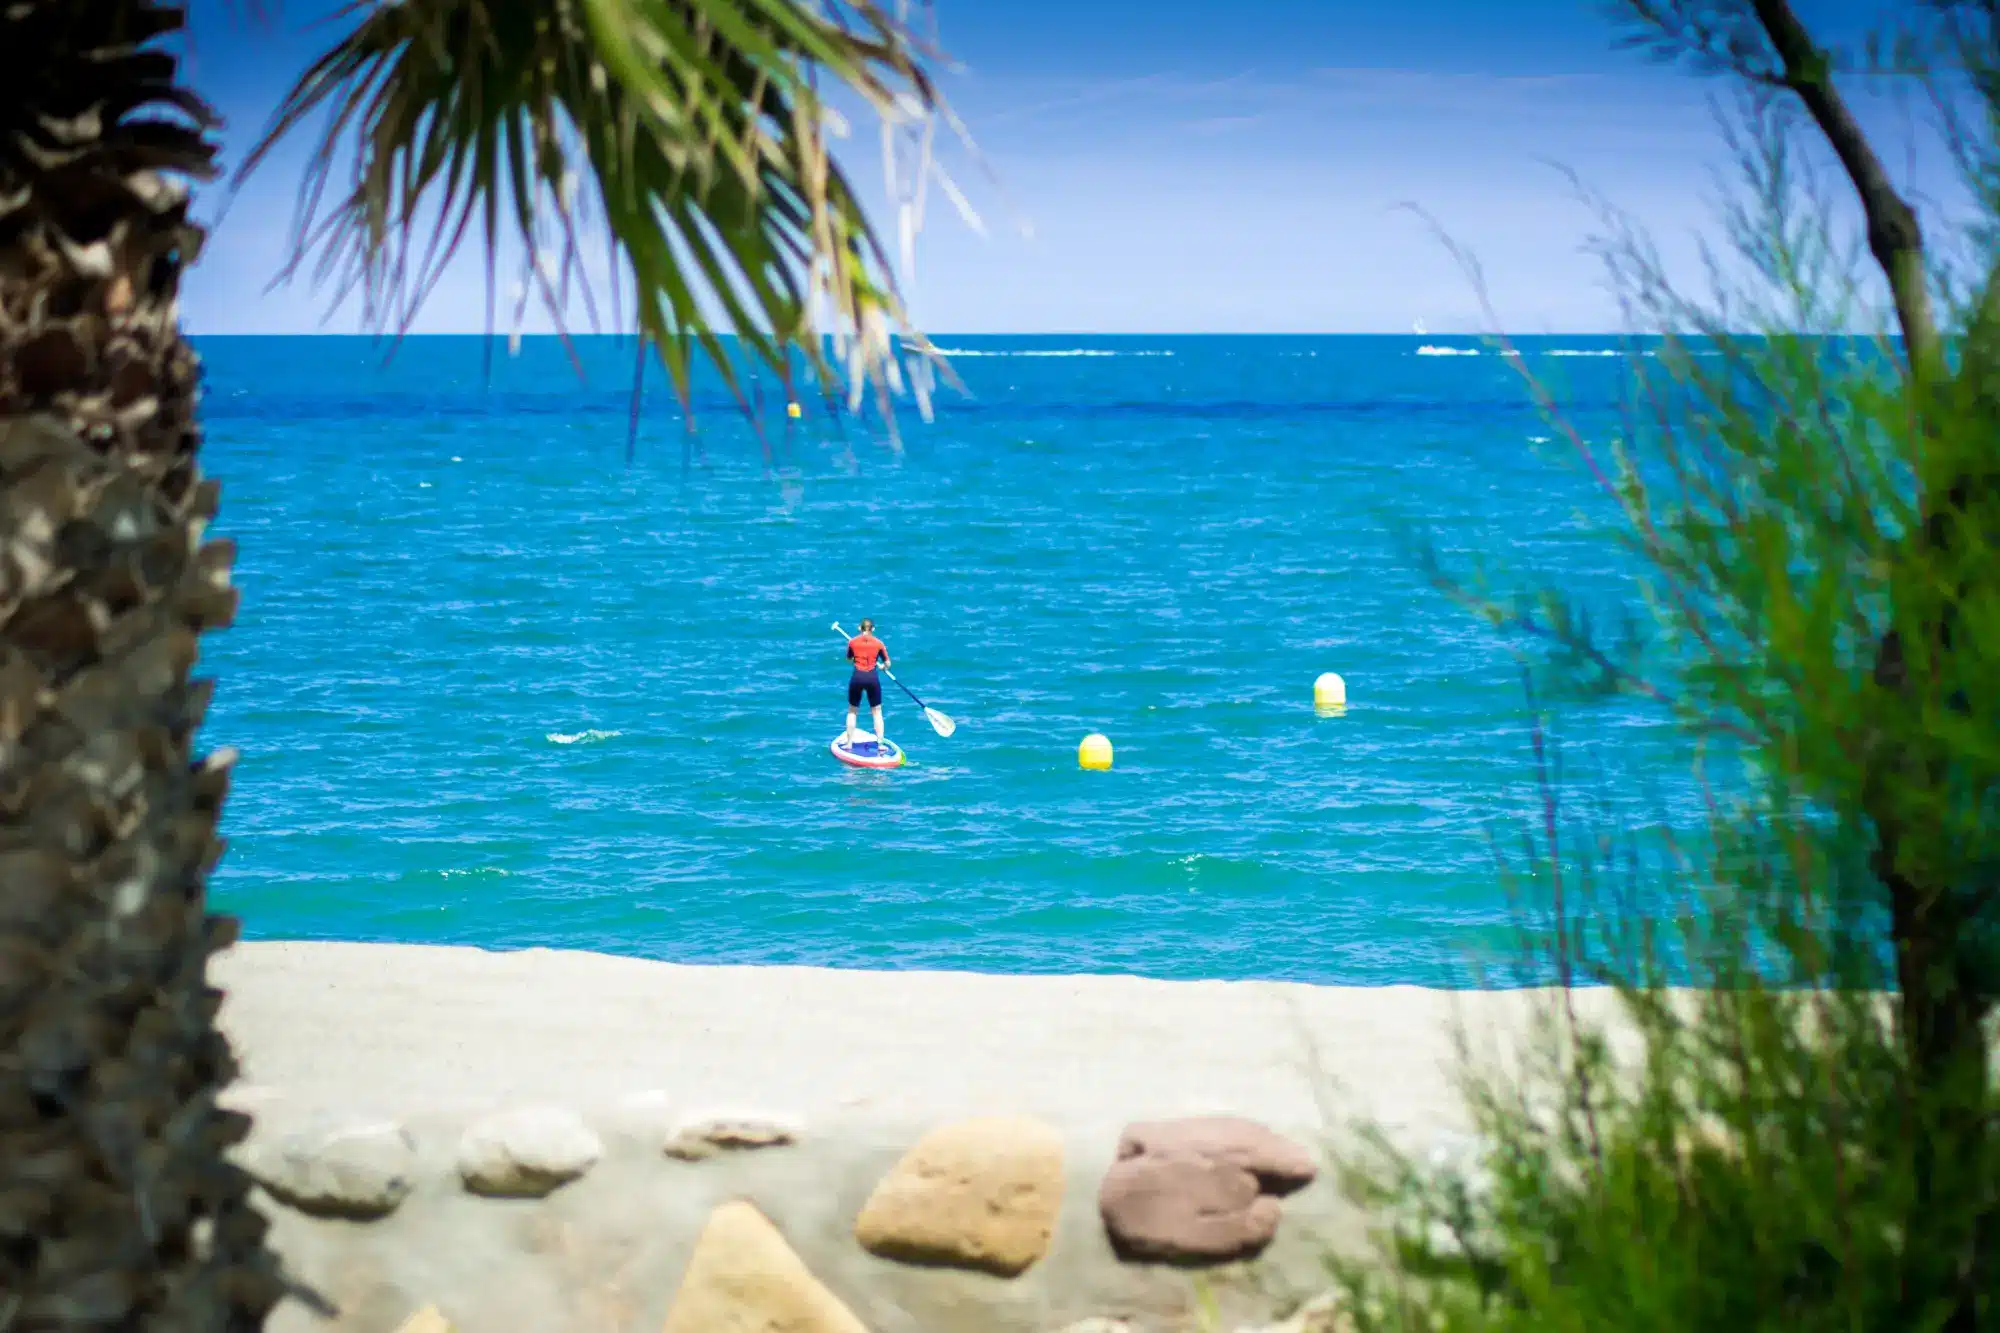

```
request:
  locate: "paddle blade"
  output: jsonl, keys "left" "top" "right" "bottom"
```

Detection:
{"left": 924, "top": 707, "right": 957, "bottom": 738}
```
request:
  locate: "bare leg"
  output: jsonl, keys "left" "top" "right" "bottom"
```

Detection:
{"left": 872, "top": 704, "right": 886, "bottom": 742}
{"left": 845, "top": 706, "right": 858, "bottom": 740}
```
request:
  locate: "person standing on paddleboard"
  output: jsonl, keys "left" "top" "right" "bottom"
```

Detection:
{"left": 845, "top": 619, "right": 890, "bottom": 742}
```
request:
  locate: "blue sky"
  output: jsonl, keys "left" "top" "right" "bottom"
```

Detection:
{"left": 180, "top": 0, "right": 1947, "bottom": 334}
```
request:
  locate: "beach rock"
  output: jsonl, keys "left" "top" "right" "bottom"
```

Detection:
{"left": 664, "top": 1113, "right": 800, "bottom": 1161}
{"left": 1054, "top": 1320, "right": 1134, "bottom": 1333}
{"left": 393, "top": 1305, "right": 456, "bottom": 1333}
{"left": 1116, "top": 1117, "right": 1318, "bottom": 1195}
{"left": 662, "top": 1200, "right": 867, "bottom": 1333}
{"left": 1099, "top": 1116, "right": 1318, "bottom": 1265}
{"left": 456, "top": 1106, "right": 602, "bottom": 1197}
{"left": 243, "top": 1116, "right": 416, "bottom": 1219}
{"left": 1099, "top": 1148, "right": 1281, "bottom": 1264}
{"left": 852, "top": 1114, "right": 1065, "bottom": 1277}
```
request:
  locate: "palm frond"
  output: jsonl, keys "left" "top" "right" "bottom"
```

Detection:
{"left": 236, "top": 0, "right": 964, "bottom": 414}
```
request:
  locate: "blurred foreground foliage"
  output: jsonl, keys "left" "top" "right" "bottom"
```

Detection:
{"left": 1333, "top": 3, "right": 2000, "bottom": 1330}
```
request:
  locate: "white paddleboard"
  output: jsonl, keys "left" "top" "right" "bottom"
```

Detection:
{"left": 831, "top": 733, "right": 905, "bottom": 769}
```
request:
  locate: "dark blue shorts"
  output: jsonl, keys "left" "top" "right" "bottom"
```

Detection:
{"left": 848, "top": 670, "right": 882, "bottom": 708}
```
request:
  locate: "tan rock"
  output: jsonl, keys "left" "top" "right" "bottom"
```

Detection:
{"left": 853, "top": 1115, "right": 1065, "bottom": 1277}
{"left": 1053, "top": 1320, "right": 1134, "bottom": 1333}
{"left": 662, "top": 1201, "right": 868, "bottom": 1333}
{"left": 393, "top": 1306, "right": 455, "bottom": 1333}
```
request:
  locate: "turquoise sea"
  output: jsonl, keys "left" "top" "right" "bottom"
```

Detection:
{"left": 198, "top": 334, "right": 1692, "bottom": 985}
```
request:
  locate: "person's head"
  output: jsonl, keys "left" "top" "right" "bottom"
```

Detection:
{"left": 859, "top": 618, "right": 875, "bottom": 634}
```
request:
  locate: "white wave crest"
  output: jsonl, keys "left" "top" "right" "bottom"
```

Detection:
{"left": 929, "top": 347, "right": 1175, "bottom": 358}
{"left": 547, "top": 729, "right": 622, "bottom": 745}
{"left": 1415, "top": 344, "right": 1719, "bottom": 361}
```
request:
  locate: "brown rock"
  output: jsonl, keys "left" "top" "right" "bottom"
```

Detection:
{"left": 1098, "top": 1148, "right": 1283, "bottom": 1264}
{"left": 852, "top": 1115, "right": 1065, "bottom": 1276}
{"left": 1116, "top": 1117, "right": 1318, "bottom": 1195}
{"left": 662, "top": 1201, "right": 868, "bottom": 1333}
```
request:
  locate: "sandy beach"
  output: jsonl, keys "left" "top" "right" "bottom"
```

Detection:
{"left": 205, "top": 940, "right": 1640, "bottom": 1332}
{"left": 213, "top": 939, "right": 1620, "bottom": 1140}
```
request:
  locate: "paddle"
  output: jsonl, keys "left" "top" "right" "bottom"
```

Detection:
{"left": 831, "top": 622, "right": 957, "bottom": 737}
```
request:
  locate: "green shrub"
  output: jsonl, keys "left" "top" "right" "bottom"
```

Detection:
{"left": 1332, "top": 4, "right": 2000, "bottom": 1330}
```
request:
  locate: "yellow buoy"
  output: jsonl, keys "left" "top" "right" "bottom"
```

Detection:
{"left": 786, "top": 401, "right": 803, "bottom": 419}
{"left": 1078, "top": 733, "right": 1113, "bottom": 770}
{"left": 1313, "top": 672, "right": 1347, "bottom": 714}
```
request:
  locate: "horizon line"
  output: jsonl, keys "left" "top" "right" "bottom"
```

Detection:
{"left": 181, "top": 329, "right": 1718, "bottom": 339}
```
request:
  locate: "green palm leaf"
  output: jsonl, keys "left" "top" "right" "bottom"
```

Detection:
{"left": 237, "top": 0, "right": 958, "bottom": 413}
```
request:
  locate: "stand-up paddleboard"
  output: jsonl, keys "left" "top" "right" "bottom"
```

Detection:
{"left": 831, "top": 732, "right": 905, "bottom": 769}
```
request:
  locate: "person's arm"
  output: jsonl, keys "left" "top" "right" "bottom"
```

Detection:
{"left": 846, "top": 640, "right": 855, "bottom": 663}
{"left": 878, "top": 641, "right": 890, "bottom": 669}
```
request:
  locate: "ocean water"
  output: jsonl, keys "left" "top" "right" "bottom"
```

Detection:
{"left": 197, "top": 334, "right": 1696, "bottom": 985}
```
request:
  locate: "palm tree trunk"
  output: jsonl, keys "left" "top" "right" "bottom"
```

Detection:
{"left": 0, "top": 0, "right": 295, "bottom": 1326}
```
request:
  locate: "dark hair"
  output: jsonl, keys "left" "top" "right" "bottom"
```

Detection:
{"left": 859, "top": 618, "right": 875, "bottom": 632}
